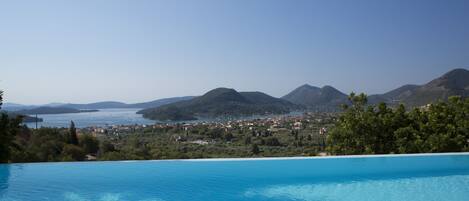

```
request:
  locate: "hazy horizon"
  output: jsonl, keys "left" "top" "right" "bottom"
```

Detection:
{"left": 4, "top": 67, "right": 468, "bottom": 106}
{"left": 2, "top": 0, "right": 469, "bottom": 105}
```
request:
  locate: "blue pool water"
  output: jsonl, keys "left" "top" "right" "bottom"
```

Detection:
{"left": 1, "top": 153, "right": 469, "bottom": 201}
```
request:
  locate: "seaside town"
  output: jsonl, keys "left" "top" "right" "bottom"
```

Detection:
{"left": 80, "top": 112, "right": 334, "bottom": 139}
{"left": 65, "top": 112, "right": 336, "bottom": 160}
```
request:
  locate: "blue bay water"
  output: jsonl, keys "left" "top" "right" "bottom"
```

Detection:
{"left": 23, "top": 109, "right": 303, "bottom": 128}
{"left": 24, "top": 108, "right": 155, "bottom": 128}
{"left": 1, "top": 153, "right": 469, "bottom": 201}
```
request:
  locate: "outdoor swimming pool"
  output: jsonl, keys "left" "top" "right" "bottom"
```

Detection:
{"left": 1, "top": 153, "right": 469, "bottom": 201}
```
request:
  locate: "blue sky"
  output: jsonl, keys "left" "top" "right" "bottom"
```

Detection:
{"left": 1, "top": 0, "right": 468, "bottom": 104}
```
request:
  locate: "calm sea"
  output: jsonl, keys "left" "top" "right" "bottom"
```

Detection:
{"left": 24, "top": 108, "right": 155, "bottom": 128}
{"left": 24, "top": 109, "right": 304, "bottom": 128}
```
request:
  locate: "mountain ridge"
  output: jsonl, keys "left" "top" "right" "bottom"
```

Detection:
{"left": 282, "top": 68, "right": 469, "bottom": 110}
{"left": 5, "top": 68, "right": 468, "bottom": 115}
{"left": 369, "top": 68, "right": 469, "bottom": 106}
{"left": 138, "top": 88, "right": 301, "bottom": 121}
{"left": 281, "top": 84, "right": 348, "bottom": 111}
{"left": 3, "top": 96, "right": 195, "bottom": 111}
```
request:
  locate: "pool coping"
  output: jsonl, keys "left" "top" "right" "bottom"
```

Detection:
{"left": 179, "top": 152, "right": 469, "bottom": 162}
{"left": 4, "top": 152, "right": 469, "bottom": 165}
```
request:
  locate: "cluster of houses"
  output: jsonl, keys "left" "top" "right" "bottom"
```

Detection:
{"left": 80, "top": 112, "right": 334, "bottom": 138}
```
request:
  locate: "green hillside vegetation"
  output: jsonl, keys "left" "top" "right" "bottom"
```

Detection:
{"left": 327, "top": 93, "right": 469, "bottom": 154}
{"left": 1, "top": 69, "right": 469, "bottom": 163}
{"left": 138, "top": 88, "right": 301, "bottom": 121}
{"left": 6, "top": 115, "right": 333, "bottom": 162}
{"left": 0, "top": 90, "right": 23, "bottom": 163}
{"left": 1, "top": 90, "right": 468, "bottom": 163}
{"left": 10, "top": 126, "right": 99, "bottom": 162}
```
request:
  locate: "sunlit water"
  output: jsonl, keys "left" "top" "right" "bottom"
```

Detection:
{"left": 24, "top": 108, "right": 155, "bottom": 128}
{"left": 1, "top": 153, "right": 469, "bottom": 201}
{"left": 23, "top": 109, "right": 303, "bottom": 128}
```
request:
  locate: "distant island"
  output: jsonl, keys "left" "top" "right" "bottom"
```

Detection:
{"left": 138, "top": 88, "right": 302, "bottom": 121}
{"left": 17, "top": 107, "right": 99, "bottom": 115}
{"left": 50, "top": 96, "right": 195, "bottom": 110}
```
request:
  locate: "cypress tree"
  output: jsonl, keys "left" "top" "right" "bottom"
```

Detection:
{"left": 69, "top": 121, "right": 78, "bottom": 145}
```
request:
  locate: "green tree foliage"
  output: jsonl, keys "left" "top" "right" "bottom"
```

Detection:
{"left": 251, "top": 144, "right": 260, "bottom": 155}
{"left": 327, "top": 93, "right": 469, "bottom": 155}
{"left": 23, "top": 128, "right": 68, "bottom": 162}
{"left": 0, "top": 90, "right": 22, "bottom": 163}
{"left": 9, "top": 127, "right": 97, "bottom": 162}
{"left": 69, "top": 121, "right": 78, "bottom": 145}
{"left": 264, "top": 137, "right": 281, "bottom": 146}
{"left": 98, "top": 140, "right": 115, "bottom": 156}
{"left": 224, "top": 132, "right": 234, "bottom": 141}
{"left": 79, "top": 134, "right": 99, "bottom": 154}
{"left": 4, "top": 97, "right": 333, "bottom": 162}
{"left": 244, "top": 136, "right": 252, "bottom": 145}
{"left": 62, "top": 144, "right": 86, "bottom": 161}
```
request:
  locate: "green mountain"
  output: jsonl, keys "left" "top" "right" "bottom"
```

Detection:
{"left": 138, "top": 88, "right": 301, "bottom": 121}
{"left": 281, "top": 84, "right": 348, "bottom": 111}
{"left": 128, "top": 96, "right": 195, "bottom": 108}
{"left": 368, "top": 84, "right": 420, "bottom": 104}
{"left": 370, "top": 68, "right": 469, "bottom": 107}
{"left": 283, "top": 68, "right": 469, "bottom": 109}
{"left": 17, "top": 107, "right": 98, "bottom": 115}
